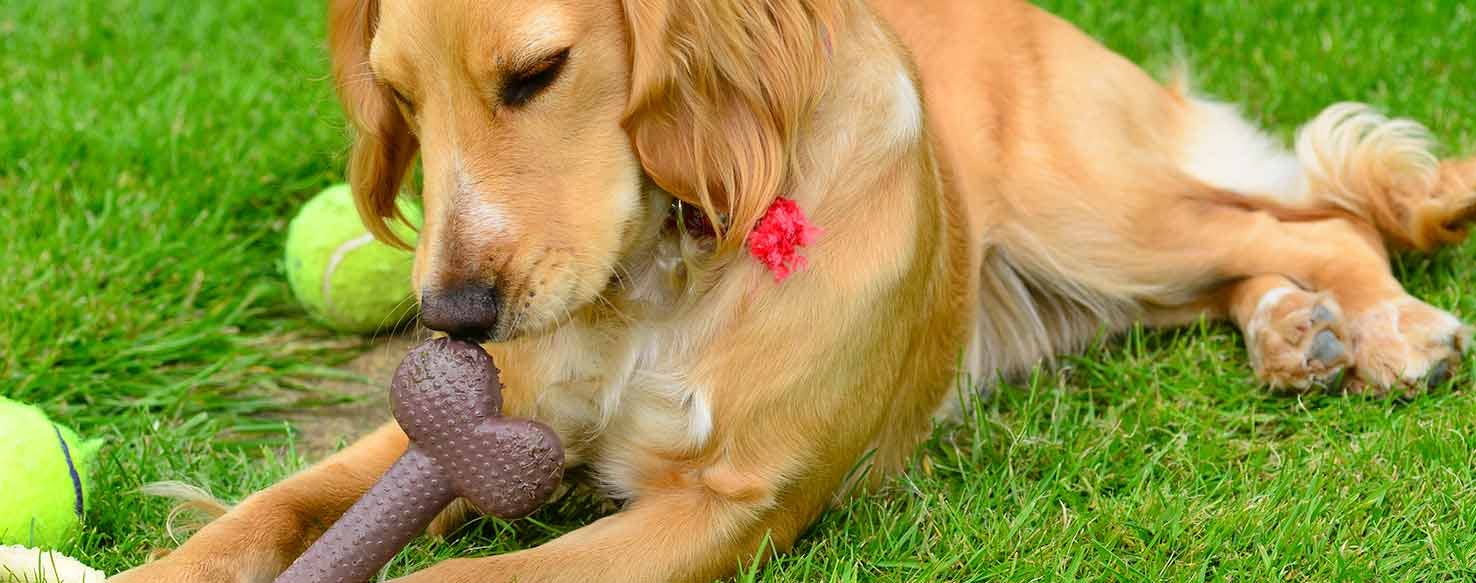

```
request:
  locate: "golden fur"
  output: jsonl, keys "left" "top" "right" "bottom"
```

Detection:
{"left": 115, "top": 0, "right": 1476, "bottom": 581}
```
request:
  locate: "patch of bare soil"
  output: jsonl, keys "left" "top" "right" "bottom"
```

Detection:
{"left": 282, "top": 334, "right": 420, "bottom": 459}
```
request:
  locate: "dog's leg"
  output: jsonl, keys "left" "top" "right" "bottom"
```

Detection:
{"left": 388, "top": 474, "right": 812, "bottom": 583}
{"left": 110, "top": 423, "right": 408, "bottom": 583}
{"left": 1226, "top": 274, "right": 1355, "bottom": 391}
{"left": 1210, "top": 209, "right": 1471, "bottom": 394}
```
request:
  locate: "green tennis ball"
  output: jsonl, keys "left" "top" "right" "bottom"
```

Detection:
{"left": 285, "top": 184, "right": 422, "bottom": 334}
{"left": 0, "top": 398, "right": 102, "bottom": 548}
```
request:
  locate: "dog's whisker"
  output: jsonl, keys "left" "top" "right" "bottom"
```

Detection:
{"left": 367, "top": 291, "right": 419, "bottom": 344}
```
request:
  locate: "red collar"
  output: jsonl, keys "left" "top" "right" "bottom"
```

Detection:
{"left": 665, "top": 197, "right": 820, "bottom": 283}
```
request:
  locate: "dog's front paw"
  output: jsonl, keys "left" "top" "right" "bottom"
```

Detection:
{"left": 1244, "top": 288, "right": 1354, "bottom": 391}
{"left": 1346, "top": 298, "right": 1471, "bottom": 395}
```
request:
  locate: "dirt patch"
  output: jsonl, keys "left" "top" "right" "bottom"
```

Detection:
{"left": 283, "top": 334, "right": 421, "bottom": 460}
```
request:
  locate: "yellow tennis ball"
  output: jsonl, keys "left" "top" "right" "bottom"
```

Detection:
{"left": 284, "top": 184, "right": 422, "bottom": 334}
{"left": 0, "top": 398, "right": 101, "bottom": 549}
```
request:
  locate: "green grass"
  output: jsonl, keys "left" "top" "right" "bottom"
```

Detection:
{"left": 3, "top": 0, "right": 1475, "bottom": 581}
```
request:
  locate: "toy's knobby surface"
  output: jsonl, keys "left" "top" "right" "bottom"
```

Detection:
{"left": 274, "top": 338, "right": 565, "bottom": 583}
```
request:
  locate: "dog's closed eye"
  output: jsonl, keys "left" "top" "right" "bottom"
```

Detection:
{"left": 501, "top": 48, "right": 570, "bottom": 108}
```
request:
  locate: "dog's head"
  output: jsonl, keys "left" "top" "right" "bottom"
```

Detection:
{"left": 330, "top": 0, "right": 837, "bottom": 341}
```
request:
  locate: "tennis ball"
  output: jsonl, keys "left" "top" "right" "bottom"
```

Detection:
{"left": 0, "top": 398, "right": 102, "bottom": 549}
{"left": 285, "top": 184, "right": 422, "bottom": 334}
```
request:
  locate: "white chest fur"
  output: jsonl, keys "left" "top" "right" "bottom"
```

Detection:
{"left": 519, "top": 243, "right": 718, "bottom": 499}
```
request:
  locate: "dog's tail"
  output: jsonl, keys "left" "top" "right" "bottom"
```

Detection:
{"left": 139, "top": 481, "right": 232, "bottom": 561}
{"left": 1241, "top": 103, "right": 1476, "bottom": 251}
{"left": 1177, "top": 98, "right": 1476, "bottom": 252}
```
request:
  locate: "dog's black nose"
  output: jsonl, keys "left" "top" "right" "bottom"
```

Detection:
{"left": 420, "top": 285, "right": 502, "bottom": 342}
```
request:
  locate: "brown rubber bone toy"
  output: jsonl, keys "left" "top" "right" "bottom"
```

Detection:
{"left": 275, "top": 338, "right": 564, "bottom": 583}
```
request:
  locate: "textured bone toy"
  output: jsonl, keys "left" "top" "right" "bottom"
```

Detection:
{"left": 274, "top": 338, "right": 564, "bottom": 583}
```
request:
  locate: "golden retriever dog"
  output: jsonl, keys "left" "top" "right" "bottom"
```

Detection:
{"left": 115, "top": 0, "right": 1476, "bottom": 581}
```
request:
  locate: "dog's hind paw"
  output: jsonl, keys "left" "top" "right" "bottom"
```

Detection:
{"left": 1346, "top": 298, "right": 1471, "bottom": 396}
{"left": 1245, "top": 288, "right": 1355, "bottom": 392}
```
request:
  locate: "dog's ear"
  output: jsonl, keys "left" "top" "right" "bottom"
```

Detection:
{"left": 622, "top": 0, "right": 839, "bottom": 253}
{"left": 330, "top": 0, "right": 419, "bottom": 249}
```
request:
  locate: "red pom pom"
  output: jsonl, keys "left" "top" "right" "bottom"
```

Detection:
{"left": 746, "top": 197, "right": 821, "bottom": 282}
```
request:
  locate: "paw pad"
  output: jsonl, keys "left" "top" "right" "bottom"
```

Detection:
{"left": 1246, "top": 289, "right": 1353, "bottom": 392}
